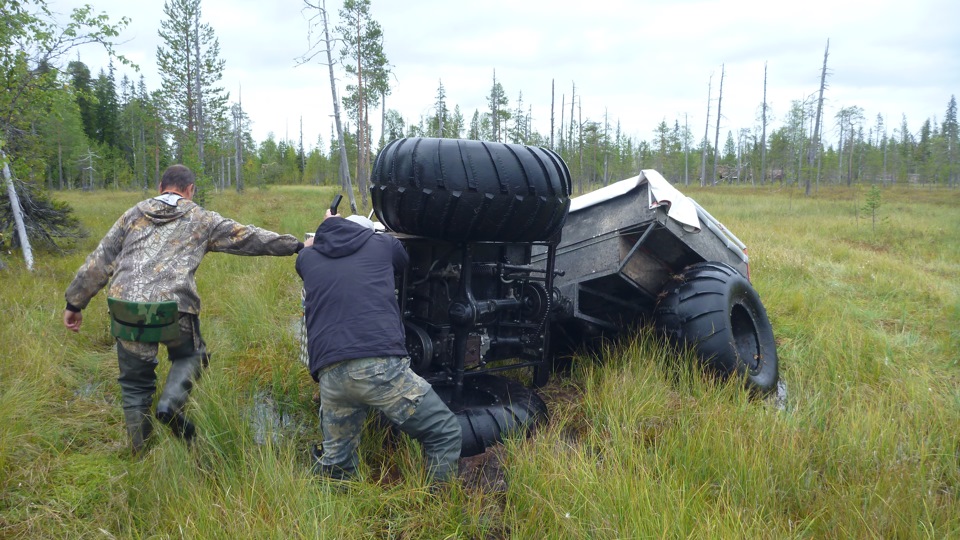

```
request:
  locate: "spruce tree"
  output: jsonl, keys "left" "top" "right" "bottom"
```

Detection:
{"left": 93, "top": 64, "right": 121, "bottom": 148}
{"left": 67, "top": 61, "right": 97, "bottom": 141}
{"left": 487, "top": 71, "right": 509, "bottom": 142}
{"left": 943, "top": 96, "right": 958, "bottom": 187}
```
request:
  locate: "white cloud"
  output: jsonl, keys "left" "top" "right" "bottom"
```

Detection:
{"left": 51, "top": 0, "right": 960, "bottom": 151}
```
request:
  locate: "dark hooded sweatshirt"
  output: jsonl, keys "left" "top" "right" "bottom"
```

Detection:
{"left": 296, "top": 217, "right": 409, "bottom": 380}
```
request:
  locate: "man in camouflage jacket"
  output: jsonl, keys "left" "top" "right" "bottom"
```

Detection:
{"left": 64, "top": 164, "right": 305, "bottom": 455}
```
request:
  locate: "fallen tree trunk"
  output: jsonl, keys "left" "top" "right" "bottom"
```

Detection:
{"left": 2, "top": 148, "right": 33, "bottom": 271}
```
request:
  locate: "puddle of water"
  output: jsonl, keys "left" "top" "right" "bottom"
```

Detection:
{"left": 249, "top": 391, "right": 303, "bottom": 445}
{"left": 74, "top": 381, "right": 106, "bottom": 399}
{"left": 75, "top": 382, "right": 95, "bottom": 398}
{"left": 771, "top": 379, "right": 788, "bottom": 411}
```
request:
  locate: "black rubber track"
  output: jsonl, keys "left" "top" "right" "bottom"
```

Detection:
{"left": 371, "top": 137, "right": 572, "bottom": 242}
{"left": 654, "top": 261, "right": 779, "bottom": 394}
{"left": 432, "top": 374, "right": 548, "bottom": 458}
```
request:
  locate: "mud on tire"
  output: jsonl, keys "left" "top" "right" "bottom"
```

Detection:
{"left": 371, "top": 137, "right": 572, "bottom": 242}
{"left": 654, "top": 261, "right": 779, "bottom": 394}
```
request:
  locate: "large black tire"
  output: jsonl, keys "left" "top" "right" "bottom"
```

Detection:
{"left": 654, "top": 262, "right": 779, "bottom": 394}
{"left": 371, "top": 137, "right": 572, "bottom": 242}
{"left": 432, "top": 374, "right": 548, "bottom": 458}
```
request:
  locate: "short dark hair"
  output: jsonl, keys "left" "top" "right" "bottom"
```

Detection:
{"left": 159, "top": 165, "right": 196, "bottom": 192}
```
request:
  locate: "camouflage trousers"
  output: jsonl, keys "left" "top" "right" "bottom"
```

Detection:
{"left": 116, "top": 313, "right": 207, "bottom": 432}
{"left": 317, "top": 356, "right": 461, "bottom": 482}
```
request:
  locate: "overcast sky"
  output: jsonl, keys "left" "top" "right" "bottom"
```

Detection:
{"left": 52, "top": 0, "right": 959, "bottom": 151}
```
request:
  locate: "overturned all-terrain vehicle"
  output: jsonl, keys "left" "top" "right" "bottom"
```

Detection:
{"left": 347, "top": 137, "right": 778, "bottom": 457}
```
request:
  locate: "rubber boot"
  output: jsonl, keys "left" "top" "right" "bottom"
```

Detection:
{"left": 310, "top": 444, "right": 324, "bottom": 475}
{"left": 156, "top": 354, "right": 203, "bottom": 443}
{"left": 155, "top": 410, "right": 196, "bottom": 442}
{"left": 124, "top": 408, "right": 153, "bottom": 456}
{"left": 310, "top": 443, "right": 355, "bottom": 490}
{"left": 397, "top": 389, "right": 462, "bottom": 484}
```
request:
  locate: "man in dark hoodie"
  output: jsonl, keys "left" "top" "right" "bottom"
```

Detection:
{"left": 297, "top": 212, "right": 460, "bottom": 485}
{"left": 64, "top": 164, "right": 304, "bottom": 455}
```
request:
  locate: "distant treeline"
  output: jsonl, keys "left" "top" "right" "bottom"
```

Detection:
{"left": 18, "top": 53, "right": 960, "bottom": 195}
{"left": 4, "top": 0, "right": 958, "bottom": 197}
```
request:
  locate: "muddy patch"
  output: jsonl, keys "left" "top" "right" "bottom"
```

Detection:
{"left": 459, "top": 444, "right": 509, "bottom": 493}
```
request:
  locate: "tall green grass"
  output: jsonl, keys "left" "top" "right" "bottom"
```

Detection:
{"left": 1, "top": 184, "right": 957, "bottom": 538}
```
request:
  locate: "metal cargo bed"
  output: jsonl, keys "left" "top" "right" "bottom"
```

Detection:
{"left": 536, "top": 170, "right": 749, "bottom": 330}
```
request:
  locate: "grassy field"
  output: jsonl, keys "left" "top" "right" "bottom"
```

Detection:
{"left": 1, "top": 183, "right": 958, "bottom": 538}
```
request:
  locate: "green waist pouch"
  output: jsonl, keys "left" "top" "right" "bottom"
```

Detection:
{"left": 107, "top": 297, "right": 179, "bottom": 342}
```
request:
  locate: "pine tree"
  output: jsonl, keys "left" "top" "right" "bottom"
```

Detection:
{"left": 156, "top": 0, "right": 227, "bottom": 168}
{"left": 337, "top": 0, "right": 390, "bottom": 206}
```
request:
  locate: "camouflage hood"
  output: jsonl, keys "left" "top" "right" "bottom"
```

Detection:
{"left": 136, "top": 193, "right": 196, "bottom": 225}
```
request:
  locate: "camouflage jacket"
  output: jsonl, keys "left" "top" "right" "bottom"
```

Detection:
{"left": 65, "top": 193, "right": 300, "bottom": 314}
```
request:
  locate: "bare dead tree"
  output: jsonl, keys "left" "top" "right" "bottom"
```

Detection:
{"left": 527, "top": 104, "right": 532, "bottom": 142}
{"left": 569, "top": 81, "right": 575, "bottom": 159}
{"left": 2, "top": 151, "right": 32, "bottom": 269}
{"left": 838, "top": 112, "right": 846, "bottom": 185}
{"left": 700, "top": 74, "right": 712, "bottom": 187}
{"left": 816, "top": 118, "right": 825, "bottom": 192}
{"left": 761, "top": 62, "right": 768, "bottom": 185}
{"left": 712, "top": 64, "right": 725, "bottom": 186}
{"left": 437, "top": 80, "right": 445, "bottom": 137}
{"left": 806, "top": 39, "right": 830, "bottom": 196}
{"left": 57, "top": 123, "right": 65, "bottom": 189}
{"left": 559, "top": 93, "right": 565, "bottom": 152}
{"left": 684, "top": 113, "right": 690, "bottom": 186}
{"left": 603, "top": 107, "right": 609, "bottom": 185}
{"left": 194, "top": 9, "right": 205, "bottom": 171}
{"left": 550, "top": 79, "right": 555, "bottom": 150}
{"left": 737, "top": 128, "right": 748, "bottom": 183}
{"left": 78, "top": 148, "right": 100, "bottom": 190}
{"left": 300, "top": 116, "right": 306, "bottom": 180}
{"left": 379, "top": 34, "right": 387, "bottom": 149}
{"left": 300, "top": 0, "right": 356, "bottom": 213}
{"left": 578, "top": 96, "right": 583, "bottom": 193}
{"left": 233, "top": 86, "right": 244, "bottom": 192}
